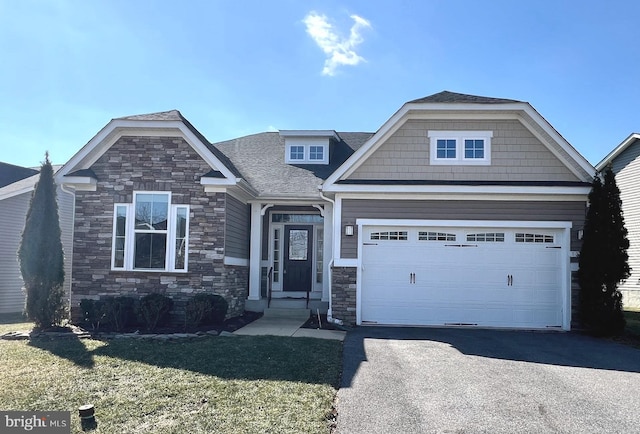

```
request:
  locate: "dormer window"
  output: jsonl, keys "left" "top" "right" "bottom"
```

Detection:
{"left": 428, "top": 131, "right": 492, "bottom": 165}
{"left": 280, "top": 130, "right": 339, "bottom": 165}
{"left": 290, "top": 146, "right": 305, "bottom": 160}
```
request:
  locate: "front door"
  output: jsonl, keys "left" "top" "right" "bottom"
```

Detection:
{"left": 283, "top": 225, "right": 313, "bottom": 292}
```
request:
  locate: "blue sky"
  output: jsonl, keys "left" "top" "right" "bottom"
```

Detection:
{"left": 1, "top": 0, "right": 638, "bottom": 168}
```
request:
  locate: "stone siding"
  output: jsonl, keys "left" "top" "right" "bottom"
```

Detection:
{"left": 331, "top": 266, "right": 357, "bottom": 325}
{"left": 71, "top": 135, "right": 248, "bottom": 323}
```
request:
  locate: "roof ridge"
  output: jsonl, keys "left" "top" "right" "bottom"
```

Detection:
{"left": 115, "top": 110, "right": 183, "bottom": 121}
{"left": 409, "top": 90, "right": 522, "bottom": 104}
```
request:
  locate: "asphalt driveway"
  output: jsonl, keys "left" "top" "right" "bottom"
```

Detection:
{"left": 336, "top": 327, "right": 640, "bottom": 434}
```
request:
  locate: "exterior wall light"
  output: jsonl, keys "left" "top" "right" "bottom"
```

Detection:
{"left": 345, "top": 225, "right": 354, "bottom": 236}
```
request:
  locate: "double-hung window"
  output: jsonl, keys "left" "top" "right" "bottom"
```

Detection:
{"left": 112, "top": 192, "right": 189, "bottom": 272}
{"left": 428, "top": 131, "right": 492, "bottom": 165}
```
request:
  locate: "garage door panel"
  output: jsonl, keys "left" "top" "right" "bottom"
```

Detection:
{"left": 360, "top": 226, "right": 565, "bottom": 329}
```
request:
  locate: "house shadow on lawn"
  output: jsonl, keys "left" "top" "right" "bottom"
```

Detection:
{"left": 341, "top": 327, "right": 640, "bottom": 388}
{"left": 90, "top": 335, "right": 341, "bottom": 385}
{"left": 28, "top": 334, "right": 95, "bottom": 368}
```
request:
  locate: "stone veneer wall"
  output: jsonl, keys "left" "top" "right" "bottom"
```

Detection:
{"left": 70, "top": 135, "right": 248, "bottom": 323}
{"left": 331, "top": 266, "right": 357, "bottom": 325}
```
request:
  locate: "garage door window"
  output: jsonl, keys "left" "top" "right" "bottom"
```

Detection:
{"left": 466, "top": 233, "right": 505, "bottom": 242}
{"left": 516, "top": 233, "right": 554, "bottom": 243}
{"left": 370, "top": 231, "right": 408, "bottom": 241}
{"left": 419, "top": 231, "right": 456, "bottom": 241}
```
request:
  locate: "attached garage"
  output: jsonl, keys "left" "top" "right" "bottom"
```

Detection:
{"left": 358, "top": 220, "right": 572, "bottom": 330}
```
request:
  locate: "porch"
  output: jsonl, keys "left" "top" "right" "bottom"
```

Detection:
{"left": 245, "top": 203, "right": 333, "bottom": 315}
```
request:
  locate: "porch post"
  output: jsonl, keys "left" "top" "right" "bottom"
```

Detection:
{"left": 248, "top": 202, "right": 262, "bottom": 301}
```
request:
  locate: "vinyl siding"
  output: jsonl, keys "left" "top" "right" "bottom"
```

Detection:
{"left": 0, "top": 187, "right": 73, "bottom": 314}
{"left": 610, "top": 139, "right": 640, "bottom": 308}
{"left": 225, "top": 194, "right": 250, "bottom": 259}
{"left": 348, "top": 119, "right": 580, "bottom": 182}
{"left": 0, "top": 192, "right": 30, "bottom": 313}
{"left": 340, "top": 199, "right": 585, "bottom": 259}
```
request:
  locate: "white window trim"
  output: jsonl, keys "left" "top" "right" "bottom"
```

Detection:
{"left": 428, "top": 131, "right": 493, "bottom": 165}
{"left": 285, "top": 142, "right": 329, "bottom": 164}
{"left": 111, "top": 191, "right": 190, "bottom": 273}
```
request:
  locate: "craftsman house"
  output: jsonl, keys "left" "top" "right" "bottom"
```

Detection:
{"left": 56, "top": 91, "right": 595, "bottom": 329}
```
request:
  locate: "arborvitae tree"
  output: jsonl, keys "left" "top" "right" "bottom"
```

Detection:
{"left": 577, "top": 166, "right": 629, "bottom": 335}
{"left": 18, "top": 153, "right": 66, "bottom": 328}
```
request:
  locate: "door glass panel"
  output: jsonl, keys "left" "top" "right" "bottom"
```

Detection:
{"left": 289, "top": 230, "right": 308, "bottom": 260}
{"left": 316, "top": 228, "right": 323, "bottom": 283}
{"left": 273, "top": 229, "right": 280, "bottom": 282}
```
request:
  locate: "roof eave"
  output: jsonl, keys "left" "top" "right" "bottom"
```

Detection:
{"left": 595, "top": 133, "right": 640, "bottom": 171}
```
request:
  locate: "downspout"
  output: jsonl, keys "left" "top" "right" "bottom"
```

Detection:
{"left": 319, "top": 189, "right": 344, "bottom": 326}
{"left": 59, "top": 183, "right": 76, "bottom": 318}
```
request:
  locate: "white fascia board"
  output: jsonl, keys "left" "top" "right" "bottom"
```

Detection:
{"left": 325, "top": 105, "right": 409, "bottom": 186}
{"left": 279, "top": 130, "right": 340, "bottom": 140}
{"left": 246, "top": 198, "right": 330, "bottom": 206}
{"left": 0, "top": 184, "right": 33, "bottom": 201}
{"left": 200, "top": 177, "right": 238, "bottom": 186}
{"left": 0, "top": 174, "right": 39, "bottom": 200}
{"left": 60, "top": 176, "right": 97, "bottom": 191}
{"left": 355, "top": 219, "right": 572, "bottom": 229}
{"left": 518, "top": 105, "right": 595, "bottom": 181}
{"left": 325, "top": 184, "right": 591, "bottom": 196}
{"left": 596, "top": 133, "right": 640, "bottom": 171}
{"left": 56, "top": 119, "right": 237, "bottom": 182}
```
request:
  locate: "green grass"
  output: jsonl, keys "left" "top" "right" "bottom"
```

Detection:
{"left": 0, "top": 330, "right": 343, "bottom": 433}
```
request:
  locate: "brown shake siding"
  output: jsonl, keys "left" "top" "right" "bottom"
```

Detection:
{"left": 71, "top": 135, "right": 248, "bottom": 322}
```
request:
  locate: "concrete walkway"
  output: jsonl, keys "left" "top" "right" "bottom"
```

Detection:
{"left": 233, "top": 308, "right": 346, "bottom": 341}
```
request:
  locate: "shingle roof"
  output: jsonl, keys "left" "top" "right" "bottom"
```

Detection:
{"left": 0, "top": 162, "right": 39, "bottom": 188}
{"left": 409, "top": 90, "right": 522, "bottom": 104}
{"left": 213, "top": 131, "right": 373, "bottom": 198}
{"left": 115, "top": 110, "right": 184, "bottom": 121}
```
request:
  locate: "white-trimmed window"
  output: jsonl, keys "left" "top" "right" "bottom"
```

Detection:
{"left": 428, "top": 131, "right": 492, "bottom": 165}
{"left": 515, "top": 233, "right": 554, "bottom": 243}
{"left": 112, "top": 192, "right": 190, "bottom": 272}
{"left": 285, "top": 142, "right": 329, "bottom": 164}
{"left": 419, "top": 231, "right": 456, "bottom": 241}
{"left": 467, "top": 232, "right": 505, "bottom": 242}
{"left": 289, "top": 145, "right": 305, "bottom": 161}
{"left": 370, "top": 231, "right": 408, "bottom": 241}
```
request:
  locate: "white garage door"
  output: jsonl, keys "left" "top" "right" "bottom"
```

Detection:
{"left": 360, "top": 226, "right": 565, "bottom": 329}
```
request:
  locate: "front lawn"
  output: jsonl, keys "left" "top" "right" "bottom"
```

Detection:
{"left": 0, "top": 332, "right": 342, "bottom": 433}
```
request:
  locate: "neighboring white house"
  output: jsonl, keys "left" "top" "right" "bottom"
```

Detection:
{"left": 0, "top": 163, "right": 74, "bottom": 314}
{"left": 597, "top": 133, "right": 640, "bottom": 309}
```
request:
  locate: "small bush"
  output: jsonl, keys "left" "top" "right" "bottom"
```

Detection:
{"left": 102, "top": 296, "right": 136, "bottom": 332}
{"left": 80, "top": 299, "right": 108, "bottom": 331}
{"left": 210, "top": 294, "right": 228, "bottom": 324}
{"left": 139, "top": 293, "right": 173, "bottom": 331}
{"left": 184, "top": 293, "right": 228, "bottom": 328}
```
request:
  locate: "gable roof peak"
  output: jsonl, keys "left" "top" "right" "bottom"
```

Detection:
{"left": 409, "top": 90, "right": 522, "bottom": 104}
{"left": 115, "top": 109, "right": 184, "bottom": 122}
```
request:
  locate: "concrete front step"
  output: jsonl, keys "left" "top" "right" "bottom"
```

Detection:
{"left": 245, "top": 298, "right": 329, "bottom": 314}
{"left": 263, "top": 307, "right": 310, "bottom": 320}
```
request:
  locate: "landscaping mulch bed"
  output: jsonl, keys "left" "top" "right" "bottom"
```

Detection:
{"left": 10, "top": 310, "right": 265, "bottom": 338}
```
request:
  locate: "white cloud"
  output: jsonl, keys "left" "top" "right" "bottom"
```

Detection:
{"left": 303, "top": 11, "right": 371, "bottom": 76}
